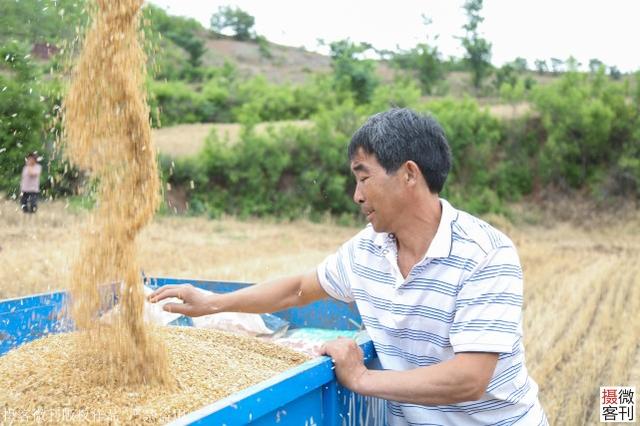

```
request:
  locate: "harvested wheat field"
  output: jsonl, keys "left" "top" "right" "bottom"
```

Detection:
{"left": 0, "top": 326, "right": 308, "bottom": 424}
{"left": 1, "top": 199, "right": 639, "bottom": 425}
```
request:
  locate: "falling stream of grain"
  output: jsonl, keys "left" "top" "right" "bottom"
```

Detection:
{"left": 63, "top": 0, "right": 169, "bottom": 385}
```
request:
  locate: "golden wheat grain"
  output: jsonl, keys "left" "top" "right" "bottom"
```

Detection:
{"left": 0, "top": 326, "right": 308, "bottom": 425}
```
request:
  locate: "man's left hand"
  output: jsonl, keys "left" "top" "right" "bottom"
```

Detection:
{"left": 320, "top": 337, "right": 368, "bottom": 392}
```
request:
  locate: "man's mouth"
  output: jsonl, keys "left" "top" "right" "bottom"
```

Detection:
{"left": 363, "top": 209, "right": 374, "bottom": 220}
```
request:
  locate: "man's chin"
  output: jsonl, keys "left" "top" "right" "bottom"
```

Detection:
{"left": 365, "top": 212, "right": 384, "bottom": 232}
{"left": 369, "top": 220, "right": 382, "bottom": 233}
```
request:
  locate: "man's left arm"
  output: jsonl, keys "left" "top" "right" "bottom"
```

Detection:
{"left": 321, "top": 340, "right": 497, "bottom": 405}
{"left": 322, "top": 244, "right": 523, "bottom": 405}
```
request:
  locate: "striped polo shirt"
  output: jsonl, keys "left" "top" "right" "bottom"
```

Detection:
{"left": 317, "top": 199, "right": 547, "bottom": 426}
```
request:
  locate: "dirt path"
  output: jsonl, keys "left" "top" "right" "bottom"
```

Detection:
{"left": 152, "top": 120, "right": 312, "bottom": 158}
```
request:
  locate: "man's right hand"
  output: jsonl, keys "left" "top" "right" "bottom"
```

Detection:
{"left": 147, "top": 271, "right": 327, "bottom": 319}
{"left": 147, "top": 284, "right": 219, "bottom": 317}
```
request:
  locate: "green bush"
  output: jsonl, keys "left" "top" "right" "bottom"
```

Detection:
{"left": 292, "top": 75, "right": 339, "bottom": 119}
{"left": 144, "top": 4, "right": 205, "bottom": 71}
{"left": 162, "top": 97, "right": 539, "bottom": 217}
{"left": 531, "top": 69, "right": 637, "bottom": 192}
{"left": 392, "top": 43, "right": 444, "bottom": 95}
{"left": 210, "top": 6, "right": 256, "bottom": 41}
{"left": 232, "top": 75, "right": 342, "bottom": 124}
{"left": 157, "top": 78, "right": 639, "bottom": 219}
{"left": 163, "top": 98, "right": 519, "bottom": 217}
{"left": 0, "top": 76, "right": 45, "bottom": 195}
{"left": 608, "top": 72, "right": 640, "bottom": 195}
{"left": 150, "top": 80, "right": 207, "bottom": 125}
{"left": 150, "top": 38, "right": 191, "bottom": 81}
{"left": 0, "top": 0, "right": 87, "bottom": 45}
{"left": 162, "top": 103, "right": 361, "bottom": 218}
{"left": 0, "top": 42, "right": 45, "bottom": 196}
{"left": 419, "top": 98, "right": 507, "bottom": 213}
{"left": 329, "top": 40, "right": 379, "bottom": 105}
{"left": 362, "top": 79, "right": 422, "bottom": 115}
{"left": 152, "top": 64, "right": 341, "bottom": 126}
{"left": 232, "top": 76, "right": 298, "bottom": 124}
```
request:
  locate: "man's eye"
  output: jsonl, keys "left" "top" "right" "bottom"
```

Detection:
{"left": 359, "top": 177, "right": 369, "bottom": 183}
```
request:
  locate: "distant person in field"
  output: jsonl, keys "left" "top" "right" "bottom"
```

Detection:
{"left": 20, "top": 152, "right": 42, "bottom": 214}
{"left": 149, "top": 108, "right": 548, "bottom": 425}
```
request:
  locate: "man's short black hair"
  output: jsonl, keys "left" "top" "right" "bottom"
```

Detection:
{"left": 348, "top": 108, "right": 452, "bottom": 193}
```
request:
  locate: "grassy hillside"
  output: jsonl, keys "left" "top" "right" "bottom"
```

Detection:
{"left": 0, "top": 0, "right": 560, "bottom": 89}
{"left": 1, "top": 1, "right": 638, "bottom": 214}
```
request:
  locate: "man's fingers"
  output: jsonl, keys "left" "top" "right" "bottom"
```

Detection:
{"left": 147, "top": 284, "right": 193, "bottom": 303}
{"left": 163, "top": 302, "right": 188, "bottom": 315}
{"left": 319, "top": 344, "right": 328, "bottom": 356}
{"left": 319, "top": 340, "right": 341, "bottom": 357}
{"left": 147, "top": 287, "right": 176, "bottom": 303}
{"left": 149, "top": 287, "right": 185, "bottom": 303}
{"left": 147, "top": 285, "right": 177, "bottom": 301}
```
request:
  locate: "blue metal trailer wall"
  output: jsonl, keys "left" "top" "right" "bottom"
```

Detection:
{"left": 0, "top": 278, "right": 386, "bottom": 425}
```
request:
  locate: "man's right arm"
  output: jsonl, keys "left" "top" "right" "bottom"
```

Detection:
{"left": 147, "top": 269, "right": 328, "bottom": 317}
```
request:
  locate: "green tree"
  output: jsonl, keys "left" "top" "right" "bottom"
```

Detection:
{"left": 531, "top": 68, "right": 636, "bottom": 190}
{"left": 255, "top": 35, "right": 272, "bottom": 59}
{"left": 0, "top": 42, "right": 45, "bottom": 195}
{"left": 392, "top": 43, "right": 443, "bottom": 94}
{"left": 588, "top": 58, "right": 605, "bottom": 74}
{"left": 499, "top": 79, "right": 526, "bottom": 111}
{"left": 420, "top": 98, "right": 506, "bottom": 213}
{"left": 565, "top": 56, "right": 581, "bottom": 72}
{"left": 210, "top": 6, "right": 255, "bottom": 41}
{"left": 493, "top": 63, "right": 516, "bottom": 91}
{"left": 391, "top": 16, "right": 444, "bottom": 95}
{"left": 459, "top": 0, "right": 492, "bottom": 90}
{"left": 391, "top": 15, "right": 444, "bottom": 94}
{"left": 0, "top": 0, "right": 87, "bottom": 45}
{"left": 614, "top": 71, "right": 640, "bottom": 195}
{"left": 329, "top": 39, "right": 379, "bottom": 104}
{"left": 512, "top": 57, "right": 528, "bottom": 72}
{"left": 550, "top": 57, "right": 564, "bottom": 74}
{"left": 534, "top": 59, "right": 548, "bottom": 75}
{"left": 608, "top": 66, "right": 622, "bottom": 80}
{"left": 175, "top": 34, "right": 205, "bottom": 68}
{"left": 145, "top": 5, "right": 205, "bottom": 77}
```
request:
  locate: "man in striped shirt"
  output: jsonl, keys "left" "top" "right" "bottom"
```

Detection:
{"left": 150, "top": 108, "right": 547, "bottom": 425}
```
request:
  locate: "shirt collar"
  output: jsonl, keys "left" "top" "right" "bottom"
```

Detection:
{"left": 424, "top": 198, "right": 455, "bottom": 259}
{"left": 372, "top": 227, "right": 392, "bottom": 248}
{"left": 370, "top": 198, "right": 456, "bottom": 259}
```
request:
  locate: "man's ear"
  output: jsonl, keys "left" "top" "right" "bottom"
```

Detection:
{"left": 403, "top": 161, "right": 431, "bottom": 191}
{"left": 404, "top": 161, "right": 421, "bottom": 185}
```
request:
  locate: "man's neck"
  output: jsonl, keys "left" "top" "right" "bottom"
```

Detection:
{"left": 394, "top": 196, "right": 442, "bottom": 261}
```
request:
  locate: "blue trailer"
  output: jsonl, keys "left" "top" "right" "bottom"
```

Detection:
{"left": 0, "top": 277, "right": 386, "bottom": 425}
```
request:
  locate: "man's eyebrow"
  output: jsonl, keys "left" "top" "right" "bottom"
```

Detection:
{"left": 352, "top": 163, "right": 369, "bottom": 173}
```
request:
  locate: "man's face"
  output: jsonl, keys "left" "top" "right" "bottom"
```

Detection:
{"left": 350, "top": 148, "right": 405, "bottom": 233}
{"left": 27, "top": 156, "right": 36, "bottom": 166}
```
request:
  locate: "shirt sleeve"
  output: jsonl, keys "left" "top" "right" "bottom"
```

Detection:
{"left": 449, "top": 245, "right": 524, "bottom": 354}
{"left": 316, "top": 237, "right": 355, "bottom": 303}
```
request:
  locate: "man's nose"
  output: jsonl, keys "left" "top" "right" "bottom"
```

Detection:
{"left": 353, "top": 184, "right": 365, "bottom": 204}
